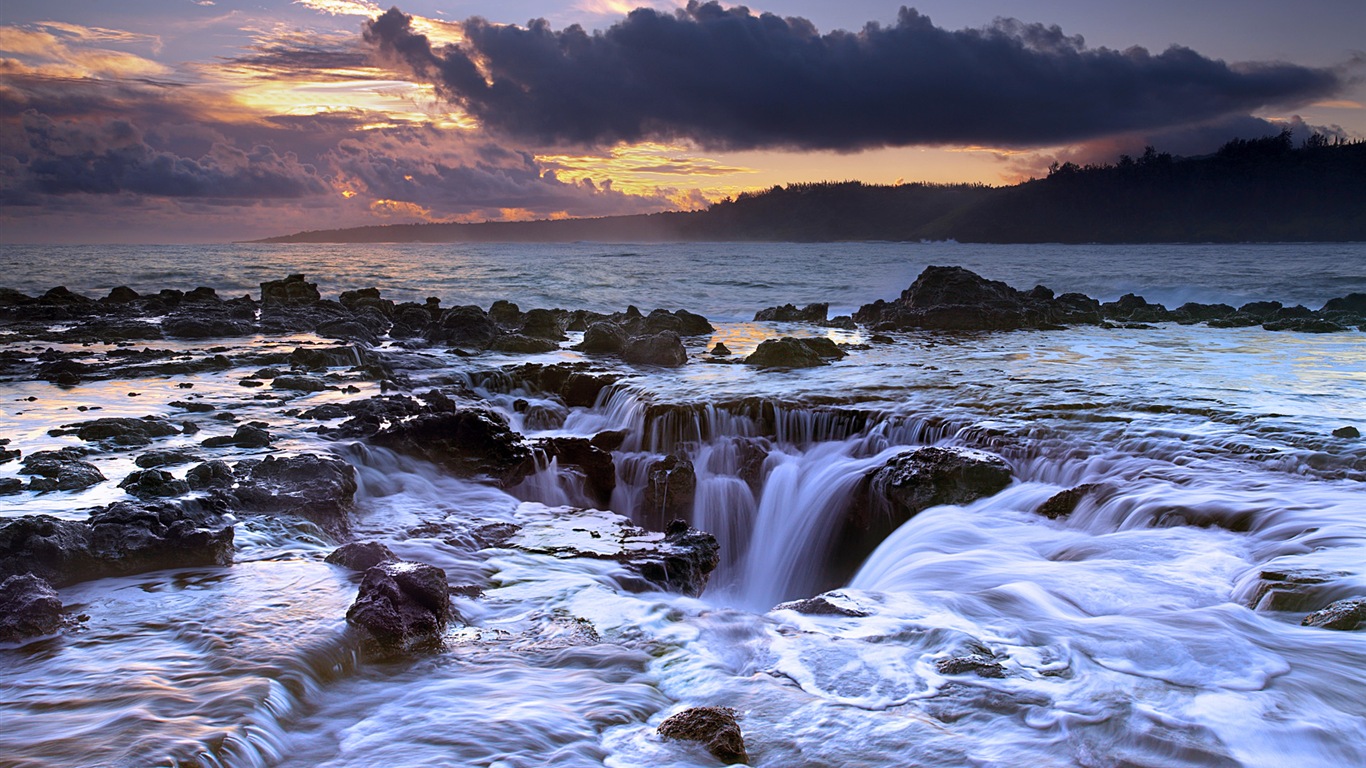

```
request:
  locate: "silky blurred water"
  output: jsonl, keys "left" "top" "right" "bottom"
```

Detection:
{"left": 1, "top": 243, "right": 1363, "bottom": 767}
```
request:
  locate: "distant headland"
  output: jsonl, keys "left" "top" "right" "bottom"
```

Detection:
{"left": 256, "top": 132, "right": 1366, "bottom": 245}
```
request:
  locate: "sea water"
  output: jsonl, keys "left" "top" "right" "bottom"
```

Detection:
{"left": 0, "top": 241, "right": 1363, "bottom": 767}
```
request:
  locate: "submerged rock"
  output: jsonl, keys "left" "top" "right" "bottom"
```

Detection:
{"left": 1035, "top": 483, "right": 1105, "bottom": 520}
{"left": 19, "top": 449, "right": 105, "bottom": 492}
{"left": 535, "top": 437, "right": 616, "bottom": 507}
{"left": 657, "top": 706, "right": 749, "bottom": 765}
{"left": 509, "top": 508, "right": 719, "bottom": 597}
{"left": 1301, "top": 598, "right": 1365, "bottom": 631}
{"left": 936, "top": 654, "right": 1006, "bottom": 678}
{"left": 1333, "top": 425, "right": 1360, "bottom": 439}
{"left": 1247, "top": 568, "right": 1347, "bottom": 612}
{"left": 773, "top": 593, "right": 869, "bottom": 617}
{"left": 0, "top": 573, "right": 64, "bottom": 643}
{"left": 346, "top": 560, "right": 453, "bottom": 652}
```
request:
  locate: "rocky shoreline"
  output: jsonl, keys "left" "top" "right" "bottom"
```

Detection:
{"left": 3, "top": 264, "right": 1362, "bottom": 748}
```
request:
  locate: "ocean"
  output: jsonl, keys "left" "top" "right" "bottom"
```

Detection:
{"left": 1, "top": 241, "right": 1363, "bottom": 767}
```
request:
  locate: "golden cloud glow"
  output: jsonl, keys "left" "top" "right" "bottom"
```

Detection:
{"left": 370, "top": 198, "right": 432, "bottom": 219}
{"left": 538, "top": 141, "right": 756, "bottom": 195}
{"left": 0, "top": 25, "right": 171, "bottom": 78}
{"left": 1310, "top": 99, "right": 1364, "bottom": 109}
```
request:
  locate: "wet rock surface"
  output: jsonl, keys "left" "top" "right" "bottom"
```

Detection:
{"left": 657, "top": 706, "right": 749, "bottom": 765}
{"left": 0, "top": 501, "right": 234, "bottom": 588}
{"left": 622, "top": 331, "right": 688, "bottom": 367}
{"left": 1036, "top": 483, "right": 1105, "bottom": 520}
{"left": 326, "top": 541, "right": 398, "bottom": 571}
{"left": 1301, "top": 598, "right": 1365, "bottom": 630}
{"left": 642, "top": 454, "right": 696, "bottom": 529}
{"left": 0, "top": 573, "right": 65, "bottom": 643}
{"left": 228, "top": 453, "right": 358, "bottom": 535}
{"left": 369, "top": 409, "right": 534, "bottom": 487}
{"left": 346, "top": 560, "right": 454, "bottom": 652}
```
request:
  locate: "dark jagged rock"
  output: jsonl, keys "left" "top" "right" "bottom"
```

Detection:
{"left": 202, "top": 423, "right": 273, "bottom": 449}
{"left": 488, "top": 333, "right": 560, "bottom": 353}
{"left": 230, "top": 453, "right": 357, "bottom": 535}
{"left": 370, "top": 410, "right": 534, "bottom": 487}
{"left": 1102, "top": 293, "right": 1171, "bottom": 323}
{"left": 936, "top": 654, "right": 1006, "bottom": 678}
{"left": 272, "top": 374, "right": 329, "bottom": 392}
{"left": 0, "top": 574, "right": 64, "bottom": 643}
{"left": 186, "top": 460, "right": 235, "bottom": 490}
{"left": 622, "top": 331, "right": 688, "bottom": 367}
{"left": 135, "top": 449, "right": 200, "bottom": 469}
{"left": 119, "top": 469, "right": 190, "bottom": 499}
{"left": 591, "top": 429, "right": 628, "bottom": 452}
{"left": 522, "top": 402, "right": 568, "bottom": 431}
{"left": 346, "top": 560, "right": 453, "bottom": 652}
{"left": 316, "top": 318, "right": 380, "bottom": 345}
{"left": 1333, "top": 426, "right": 1361, "bottom": 439}
{"left": 1300, "top": 598, "right": 1365, "bottom": 630}
{"left": 1035, "top": 483, "right": 1104, "bottom": 520}
{"left": 488, "top": 299, "right": 521, "bottom": 327}
{"left": 657, "top": 706, "right": 748, "bottom": 765}
{"left": 326, "top": 541, "right": 397, "bottom": 571}
{"left": 260, "top": 274, "right": 320, "bottom": 306}
{"left": 710, "top": 342, "right": 732, "bottom": 356}
{"left": 162, "top": 310, "right": 256, "bottom": 339}
{"left": 103, "top": 286, "right": 140, "bottom": 304}
{"left": 576, "top": 321, "right": 629, "bottom": 354}
{"left": 535, "top": 437, "right": 616, "bottom": 507}
{"left": 853, "top": 266, "right": 1109, "bottom": 331}
{"left": 743, "top": 337, "right": 828, "bottom": 368}
{"left": 19, "top": 450, "right": 105, "bottom": 491}
{"left": 520, "top": 308, "right": 567, "bottom": 340}
{"left": 642, "top": 455, "right": 696, "bottom": 529}
{"left": 485, "top": 363, "right": 622, "bottom": 407}
{"left": 428, "top": 305, "right": 498, "bottom": 349}
{"left": 1262, "top": 317, "right": 1347, "bottom": 333}
{"left": 50, "top": 416, "right": 180, "bottom": 447}
{"left": 755, "top": 302, "right": 828, "bottom": 323}
{"left": 1322, "top": 293, "right": 1366, "bottom": 315}
{"left": 0, "top": 502, "right": 233, "bottom": 588}
{"left": 1174, "top": 302, "right": 1236, "bottom": 322}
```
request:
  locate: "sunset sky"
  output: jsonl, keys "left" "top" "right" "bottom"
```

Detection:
{"left": 2, "top": 0, "right": 1362, "bottom": 243}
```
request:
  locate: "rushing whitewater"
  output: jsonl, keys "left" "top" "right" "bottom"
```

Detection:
{"left": 1, "top": 242, "right": 1363, "bottom": 767}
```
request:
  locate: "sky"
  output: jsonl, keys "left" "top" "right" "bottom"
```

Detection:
{"left": 1, "top": 0, "right": 1362, "bottom": 243}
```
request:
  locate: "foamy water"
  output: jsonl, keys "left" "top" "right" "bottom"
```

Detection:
{"left": 1, "top": 243, "right": 1363, "bottom": 767}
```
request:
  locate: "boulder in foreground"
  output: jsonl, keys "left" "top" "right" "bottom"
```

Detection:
{"left": 0, "top": 573, "right": 64, "bottom": 643}
{"left": 657, "top": 706, "right": 748, "bottom": 765}
{"left": 1301, "top": 598, "right": 1365, "bottom": 631}
{"left": 346, "top": 560, "right": 453, "bottom": 652}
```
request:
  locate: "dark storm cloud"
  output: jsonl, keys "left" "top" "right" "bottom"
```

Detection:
{"left": 1, "top": 111, "right": 329, "bottom": 204}
{"left": 363, "top": 2, "right": 1344, "bottom": 150}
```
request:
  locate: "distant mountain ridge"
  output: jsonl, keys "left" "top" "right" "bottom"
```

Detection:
{"left": 258, "top": 134, "right": 1366, "bottom": 244}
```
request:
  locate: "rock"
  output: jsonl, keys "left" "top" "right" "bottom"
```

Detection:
{"left": 316, "top": 319, "right": 380, "bottom": 345}
{"left": 622, "top": 331, "right": 688, "bottom": 367}
{"left": 710, "top": 342, "right": 732, "bottom": 356}
{"left": 773, "top": 593, "right": 869, "bottom": 617}
{"left": 642, "top": 455, "right": 696, "bottom": 529}
{"left": 1300, "top": 598, "right": 1366, "bottom": 631}
{"left": 51, "top": 416, "right": 181, "bottom": 447}
{"left": 0, "top": 502, "right": 234, "bottom": 588}
{"left": 520, "top": 308, "right": 566, "bottom": 340}
{"left": 202, "top": 423, "right": 273, "bottom": 449}
{"left": 832, "top": 447, "right": 1012, "bottom": 582}
{"left": 755, "top": 302, "right": 828, "bottom": 323}
{"left": 369, "top": 410, "right": 534, "bottom": 487}
{"left": 936, "top": 654, "right": 1006, "bottom": 678}
{"left": 346, "top": 560, "right": 453, "bottom": 651}
{"left": 509, "top": 509, "right": 719, "bottom": 597}
{"left": 162, "top": 312, "right": 255, "bottom": 339}
{"left": 19, "top": 450, "right": 105, "bottom": 491}
{"left": 743, "top": 337, "right": 826, "bottom": 368}
{"left": 0, "top": 573, "right": 64, "bottom": 643}
{"left": 488, "top": 334, "right": 560, "bottom": 354}
{"left": 536, "top": 437, "right": 616, "bottom": 507}
{"left": 1246, "top": 568, "right": 1348, "bottom": 612}
{"left": 1035, "top": 483, "right": 1103, "bottom": 520}
{"left": 427, "top": 305, "right": 498, "bottom": 349}
{"left": 0, "top": 478, "right": 23, "bottom": 495}
{"left": 591, "top": 430, "right": 628, "bottom": 452}
{"left": 490, "top": 363, "right": 622, "bottom": 407}
{"left": 230, "top": 453, "right": 357, "bottom": 535}
{"left": 326, "top": 541, "right": 397, "bottom": 571}
{"left": 1262, "top": 318, "right": 1346, "bottom": 333}
{"left": 1333, "top": 426, "right": 1360, "bottom": 439}
{"left": 1321, "top": 293, "right": 1366, "bottom": 315}
{"left": 119, "top": 469, "right": 190, "bottom": 499}
{"left": 1101, "top": 293, "right": 1171, "bottom": 323}
{"left": 576, "top": 321, "right": 629, "bottom": 354}
{"left": 103, "top": 286, "right": 140, "bottom": 303}
{"left": 271, "top": 374, "right": 330, "bottom": 392}
{"left": 135, "top": 449, "right": 200, "bottom": 469}
{"left": 260, "top": 274, "right": 320, "bottom": 306}
{"left": 186, "top": 460, "right": 235, "bottom": 490}
{"left": 339, "top": 287, "right": 395, "bottom": 317}
{"left": 657, "top": 706, "right": 748, "bottom": 765}
{"left": 794, "top": 336, "right": 846, "bottom": 359}
{"left": 488, "top": 299, "right": 521, "bottom": 327}
{"left": 522, "top": 402, "right": 568, "bottom": 431}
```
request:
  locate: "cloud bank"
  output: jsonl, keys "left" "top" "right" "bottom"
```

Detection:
{"left": 364, "top": 2, "right": 1343, "bottom": 150}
